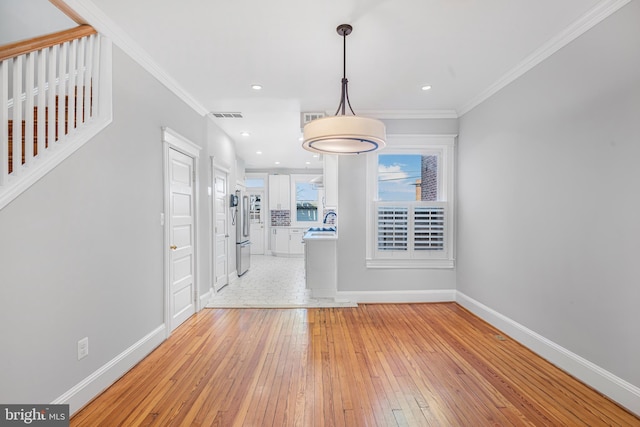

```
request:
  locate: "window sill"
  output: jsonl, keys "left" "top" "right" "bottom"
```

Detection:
{"left": 365, "top": 258, "right": 455, "bottom": 269}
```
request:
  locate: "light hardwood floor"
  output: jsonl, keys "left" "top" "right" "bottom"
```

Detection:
{"left": 71, "top": 304, "right": 640, "bottom": 426}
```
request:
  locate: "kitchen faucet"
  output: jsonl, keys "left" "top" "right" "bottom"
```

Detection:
{"left": 323, "top": 211, "right": 337, "bottom": 224}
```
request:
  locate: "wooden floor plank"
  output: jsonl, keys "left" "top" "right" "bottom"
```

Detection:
{"left": 71, "top": 304, "right": 640, "bottom": 427}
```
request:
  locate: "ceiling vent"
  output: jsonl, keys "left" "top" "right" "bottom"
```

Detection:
{"left": 301, "top": 112, "right": 326, "bottom": 129}
{"left": 211, "top": 112, "right": 243, "bottom": 119}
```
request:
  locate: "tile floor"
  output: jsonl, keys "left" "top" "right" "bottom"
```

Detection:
{"left": 206, "top": 254, "right": 357, "bottom": 308}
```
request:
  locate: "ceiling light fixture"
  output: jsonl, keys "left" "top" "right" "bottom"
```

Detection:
{"left": 302, "top": 24, "right": 386, "bottom": 155}
{"left": 421, "top": 85, "right": 432, "bottom": 91}
{"left": 240, "top": 131, "right": 250, "bottom": 137}
{"left": 251, "top": 84, "right": 262, "bottom": 90}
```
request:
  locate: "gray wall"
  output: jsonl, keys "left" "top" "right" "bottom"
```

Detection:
{"left": 336, "top": 118, "right": 459, "bottom": 293}
{"left": 0, "top": 0, "right": 76, "bottom": 45}
{"left": 457, "top": 1, "right": 640, "bottom": 388}
{"left": 0, "top": 45, "right": 207, "bottom": 404}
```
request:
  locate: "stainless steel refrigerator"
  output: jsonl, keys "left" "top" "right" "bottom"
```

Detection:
{"left": 236, "top": 190, "right": 251, "bottom": 276}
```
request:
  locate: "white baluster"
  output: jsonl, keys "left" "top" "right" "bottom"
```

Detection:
{"left": 24, "top": 51, "right": 35, "bottom": 167}
{"left": 47, "top": 46, "right": 57, "bottom": 147}
{"left": 84, "top": 35, "right": 94, "bottom": 121}
{"left": 0, "top": 60, "right": 8, "bottom": 185}
{"left": 68, "top": 38, "right": 77, "bottom": 132}
{"left": 76, "top": 37, "right": 86, "bottom": 125}
{"left": 12, "top": 55, "right": 23, "bottom": 175}
{"left": 57, "top": 42, "right": 67, "bottom": 141}
{"left": 37, "top": 48, "right": 47, "bottom": 158}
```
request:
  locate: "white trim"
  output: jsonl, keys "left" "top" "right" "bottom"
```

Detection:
{"left": 199, "top": 289, "right": 212, "bottom": 308}
{"left": 365, "top": 259, "right": 454, "bottom": 269}
{"left": 162, "top": 127, "right": 201, "bottom": 158}
{"left": 365, "top": 135, "right": 456, "bottom": 268}
{"left": 456, "top": 291, "right": 640, "bottom": 416}
{"left": 0, "top": 115, "right": 112, "bottom": 210}
{"left": 162, "top": 128, "right": 201, "bottom": 335}
{"left": 55, "top": 0, "right": 209, "bottom": 116}
{"left": 337, "top": 289, "right": 456, "bottom": 304}
{"left": 458, "top": 0, "right": 632, "bottom": 116}
{"left": 211, "top": 160, "right": 232, "bottom": 293}
{"left": 53, "top": 324, "right": 166, "bottom": 415}
{"left": 359, "top": 110, "right": 459, "bottom": 120}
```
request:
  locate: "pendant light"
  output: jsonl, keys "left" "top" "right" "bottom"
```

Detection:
{"left": 302, "top": 24, "right": 386, "bottom": 154}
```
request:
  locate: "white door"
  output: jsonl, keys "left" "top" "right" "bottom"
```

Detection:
{"left": 168, "top": 148, "right": 196, "bottom": 332}
{"left": 249, "top": 190, "right": 264, "bottom": 254}
{"left": 213, "top": 167, "right": 229, "bottom": 291}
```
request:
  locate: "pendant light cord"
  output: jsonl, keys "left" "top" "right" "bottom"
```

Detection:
{"left": 336, "top": 27, "right": 356, "bottom": 116}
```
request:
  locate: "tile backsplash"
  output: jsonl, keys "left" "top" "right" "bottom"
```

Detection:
{"left": 270, "top": 210, "right": 291, "bottom": 226}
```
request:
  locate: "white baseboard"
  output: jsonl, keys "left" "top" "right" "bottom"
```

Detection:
{"left": 337, "top": 289, "right": 456, "bottom": 304}
{"left": 456, "top": 291, "right": 640, "bottom": 416}
{"left": 199, "top": 289, "right": 212, "bottom": 310}
{"left": 52, "top": 324, "right": 166, "bottom": 415}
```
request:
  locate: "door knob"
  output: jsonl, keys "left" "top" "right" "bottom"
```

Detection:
{"left": 170, "top": 245, "right": 177, "bottom": 250}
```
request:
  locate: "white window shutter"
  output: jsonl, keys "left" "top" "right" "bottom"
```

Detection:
{"left": 413, "top": 206, "right": 445, "bottom": 251}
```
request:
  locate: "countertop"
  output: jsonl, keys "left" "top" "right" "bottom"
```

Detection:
{"left": 303, "top": 230, "right": 338, "bottom": 240}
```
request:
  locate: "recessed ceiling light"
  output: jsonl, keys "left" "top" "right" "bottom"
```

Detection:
{"left": 312, "top": 154, "right": 319, "bottom": 158}
{"left": 421, "top": 85, "right": 432, "bottom": 91}
{"left": 256, "top": 151, "right": 262, "bottom": 155}
{"left": 275, "top": 161, "right": 281, "bottom": 165}
{"left": 298, "top": 137, "right": 303, "bottom": 142}
{"left": 240, "top": 131, "right": 250, "bottom": 137}
{"left": 305, "top": 161, "right": 311, "bottom": 165}
{"left": 251, "top": 84, "right": 262, "bottom": 90}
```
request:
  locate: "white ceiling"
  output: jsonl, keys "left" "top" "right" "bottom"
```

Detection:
{"left": 87, "top": 0, "right": 605, "bottom": 170}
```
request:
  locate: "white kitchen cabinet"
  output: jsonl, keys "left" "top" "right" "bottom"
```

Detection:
{"left": 268, "top": 174, "right": 291, "bottom": 210}
{"left": 288, "top": 229, "right": 305, "bottom": 255}
{"left": 272, "top": 228, "right": 290, "bottom": 254}
{"left": 323, "top": 155, "right": 338, "bottom": 208}
{"left": 271, "top": 227, "right": 305, "bottom": 256}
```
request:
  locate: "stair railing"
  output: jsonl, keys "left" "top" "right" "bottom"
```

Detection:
{"left": 0, "top": 25, "right": 112, "bottom": 210}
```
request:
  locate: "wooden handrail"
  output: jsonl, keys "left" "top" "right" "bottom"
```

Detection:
{"left": 0, "top": 25, "right": 96, "bottom": 62}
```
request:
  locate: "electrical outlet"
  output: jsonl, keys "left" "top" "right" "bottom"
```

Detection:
{"left": 77, "top": 337, "right": 89, "bottom": 360}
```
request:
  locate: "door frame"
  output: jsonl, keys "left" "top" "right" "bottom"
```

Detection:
{"left": 211, "top": 159, "right": 231, "bottom": 292}
{"left": 162, "top": 127, "right": 201, "bottom": 337}
{"left": 248, "top": 189, "right": 266, "bottom": 255}
{"left": 245, "top": 172, "right": 269, "bottom": 255}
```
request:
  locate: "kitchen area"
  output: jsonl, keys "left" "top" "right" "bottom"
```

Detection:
{"left": 213, "top": 154, "right": 347, "bottom": 307}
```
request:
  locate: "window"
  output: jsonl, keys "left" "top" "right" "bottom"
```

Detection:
{"left": 366, "top": 136, "right": 455, "bottom": 268}
{"left": 295, "top": 181, "right": 319, "bottom": 222}
{"left": 290, "top": 174, "right": 323, "bottom": 226}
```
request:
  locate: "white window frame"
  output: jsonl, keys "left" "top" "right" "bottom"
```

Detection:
{"left": 290, "top": 173, "right": 324, "bottom": 227}
{"left": 366, "top": 135, "right": 456, "bottom": 269}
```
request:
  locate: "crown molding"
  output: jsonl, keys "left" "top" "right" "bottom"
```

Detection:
{"left": 53, "top": 0, "right": 209, "bottom": 117}
{"left": 457, "top": 0, "right": 632, "bottom": 117}
{"left": 358, "top": 110, "right": 459, "bottom": 120}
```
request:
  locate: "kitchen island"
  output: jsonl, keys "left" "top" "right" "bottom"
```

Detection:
{"left": 303, "top": 228, "right": 337, "bottom": 299}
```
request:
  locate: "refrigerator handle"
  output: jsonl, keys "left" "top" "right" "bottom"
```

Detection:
{"left": 243, "top": 195, "right": 250, "bottom": 238}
